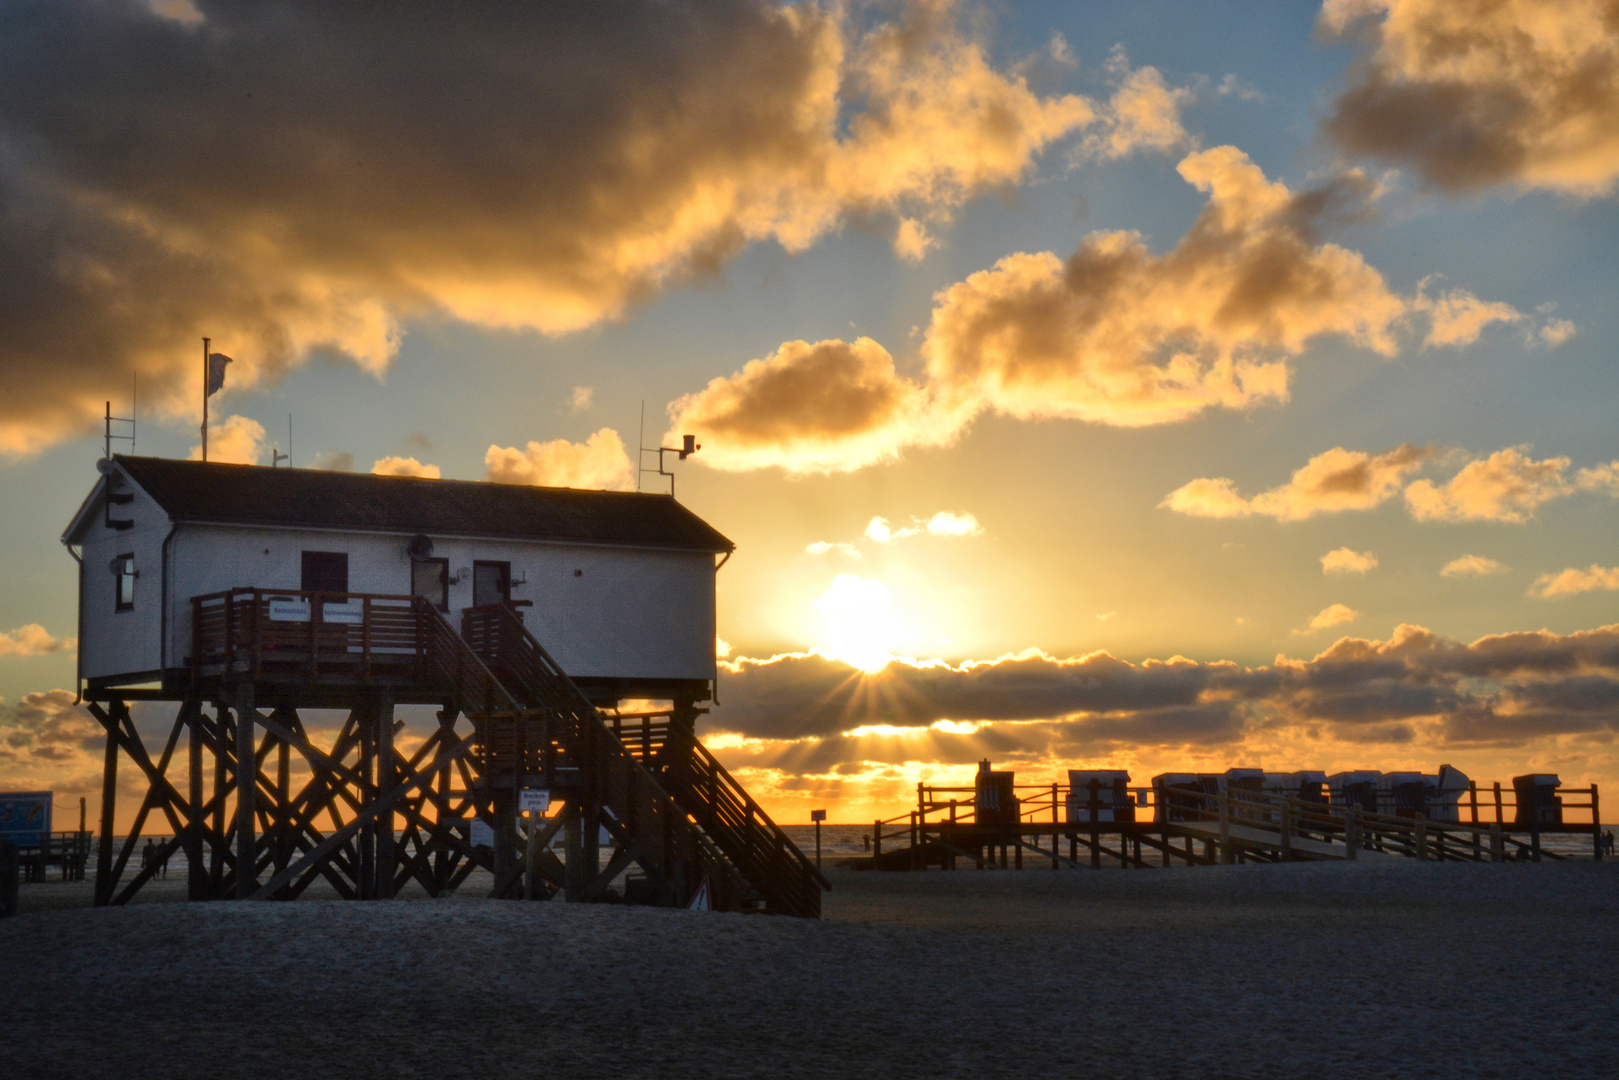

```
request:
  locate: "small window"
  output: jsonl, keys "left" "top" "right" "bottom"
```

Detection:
{"left": 301, "top": 550, "right": 349, "bottom": 595}
{"left": 411, "top": 557, "right": 449, "bottom": 612}
{"left": 114, "top": 553, "right": 136, "bottom": 612}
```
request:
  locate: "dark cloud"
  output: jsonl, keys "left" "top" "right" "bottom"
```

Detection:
{"left": 706, "top": 623, "right": 1619, "bottom": 754}
{"left": 0, "top": 0, "right": 1092, "bottom": 453}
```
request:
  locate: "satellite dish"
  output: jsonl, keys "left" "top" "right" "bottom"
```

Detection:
{"left": 407, "top": 534, "right": 434, "bottom": 560}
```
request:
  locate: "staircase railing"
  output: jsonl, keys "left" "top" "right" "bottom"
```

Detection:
{"left": 660, "top": 724, "right": 830, "bottom": 917}
{"left": 459, "top": 604, "right": 755, "bottom": 911}
{"left": 462, "top": 604, "right": 827, "bottom": 916}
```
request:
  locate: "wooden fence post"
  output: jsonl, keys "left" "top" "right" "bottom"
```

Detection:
{"left": 1413, "top": 814, "right": 1427, "bottom": 862}
{"left": 1344, "top": 807, "right": 1357, "bottom": 861}
{"left": 1489, "top": 822, "right": 1504, "bottom": 863}
{"left": 1279, "top": 800, "right": 1292, "bottom": 860}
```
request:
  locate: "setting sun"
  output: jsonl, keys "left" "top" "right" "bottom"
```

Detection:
{"left": 812, "top": 574, "right": 901, "bottom": 673}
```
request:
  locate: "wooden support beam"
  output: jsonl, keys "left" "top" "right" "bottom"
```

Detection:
{"left": 94, "top": 701, "right": 119, "bottom": 906}
{"left": 235, "top": 684, "right": 256, "bottom": 898}
{"left": 247, "top": 733, "right": 474, "bottom": 901}
{"left": 376, "top": 694, "right": 396, "bottom": 900}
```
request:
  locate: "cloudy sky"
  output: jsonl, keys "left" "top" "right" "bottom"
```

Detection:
{"left": 2, "top": 0, "right": 1616, "bottom": 824}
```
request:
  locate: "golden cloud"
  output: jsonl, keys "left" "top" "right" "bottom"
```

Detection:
{"left": 1161, "top": 443, "right": 1435, "bottom": 520}
{"left": 186, "top": 415, "right": 266, "bottom": 465}
{"left": 676, "top": 148, "right": 1484, "bottom": 471}
{"left": 1413, "top": 285, "right": 1523, "bottom": 348}
{"left": 0, "top": 0, "right": 1095, "bottom": 455}
{"left": 1322, "top": 0, "right": 1619, "bottom": 196}
{"left": 1441, "top": 554, "right": 1508, "bottom": 578}
{"left": 371, "top": 456, "right": 441, "bottom": 479}
{"left": 1321, "top": 547, "right": 1378, "bottom": 574}
{"left": 1404, "top": 446, "right": 1573, "bottom": 522}
{"left": 1576, "top": 461, "right": 1619, "bottom": 496}
{"left": 666, "top": 338, "right": 948, "bottom": 474}
{"left": 1078, "top": 46, "right": 1195, "bottom": 160}
{"left": 1529, "top": 564, "right": 1619, "bottom": 598}
{"left": 0, "top": 625, "right": 75, "bottom": 657}
{"left": 485, "top": 428, "right": 635, "bottom": 491}
{"left": 1303, "top": 603, "right": 1361, "bottom": 633}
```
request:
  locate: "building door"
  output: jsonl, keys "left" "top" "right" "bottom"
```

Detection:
{"left": 473, "top": 561, "right": 510, "bottom": 608}
{"left": 301, "top": 551, "right": 348, "bottom": 595}
{"left": 412, "top": 557, "right": 448, "bottom": 611}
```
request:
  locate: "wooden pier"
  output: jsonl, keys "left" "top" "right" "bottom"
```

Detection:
{"left": 864, "top": 774, "right": 1603, "bottom": 870}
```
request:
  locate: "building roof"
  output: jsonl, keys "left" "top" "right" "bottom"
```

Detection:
{"left": 101, "top": 456, "right": 733, "bottom": 553}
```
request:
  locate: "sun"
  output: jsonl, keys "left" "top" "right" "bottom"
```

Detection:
{"left": 812, "top": 573, "right": 900, "bottom": 673}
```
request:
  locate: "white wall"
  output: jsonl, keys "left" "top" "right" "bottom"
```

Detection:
{"left": 165, "top": 525, "right": 717, "bottom": 683}
{"left": 76, "top": 472, "right": 170, "bottom": 683}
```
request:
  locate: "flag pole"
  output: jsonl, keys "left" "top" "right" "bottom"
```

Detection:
{"left": 201, "top": 336, "right": 209, "bottom": 463}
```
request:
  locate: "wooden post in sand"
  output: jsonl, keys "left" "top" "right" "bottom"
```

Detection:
{"left": 1088, "top": 779, "right": 1101, "bottom": 870}
{"left": 1413, "top": 814, "right": 1427, "bottom": 862}
{"left": 1051, "top": 783, "right": 1059, "bottom": 870}
{"left": 1218, "top": 784, "right": 1232, "bottom": 865}
{"left": 1344, "top": 807, "right": 1357, "bottom": 861}
{"left": 1469, "top": 782, "right": 1481, "bottom": 861}
{"left": 1489, "top": 822, "right": 1504, "bottom": 863}
{"left": 1278, "top": 800, "right": 1292, "bottom": 861}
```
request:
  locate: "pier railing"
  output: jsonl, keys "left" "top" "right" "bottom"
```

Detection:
{"left": 867, "top": 777, "right": 1602, "bottom": 868}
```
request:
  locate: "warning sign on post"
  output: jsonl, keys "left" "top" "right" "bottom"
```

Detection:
{"left": 518, "top": 788, "right": 551, "bottom": 814}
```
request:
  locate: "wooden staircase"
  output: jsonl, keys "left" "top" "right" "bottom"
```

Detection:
{"left": 463, "top": 604, "right": 828, "bottom": 917}
{"left": 417, "top": 600, "right": 753, "bottom": 911}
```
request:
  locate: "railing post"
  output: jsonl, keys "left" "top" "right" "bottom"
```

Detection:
{"left": 1592, "top": 785, "right": 1601, "bottom": 862}
{"left": 1279, "top": 800, "right": 1292, "bottom": 860}
{"left": 872, "top": 819, "right": 881, "bottom": 867}
{"left": 1344, "top": 806, "right": 1358, "bottom": 860}
{"left": 1490, "top": 822, "right": 1504, "bottom": 863}
{"left": 1413, "top": 814, "right": 1427, "bottom": 862}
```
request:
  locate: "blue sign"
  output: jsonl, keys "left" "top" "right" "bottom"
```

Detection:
{"left": 0, "top": 791, "right": 51, "bottom": 847}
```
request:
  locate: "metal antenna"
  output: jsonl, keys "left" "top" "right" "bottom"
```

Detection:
{"left": 636, "top": 400, "right": 645, "bottom": 493}
{"left": 103, "top": 398, "right": 135, "bottom": 461}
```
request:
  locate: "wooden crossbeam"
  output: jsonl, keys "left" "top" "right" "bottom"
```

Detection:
{"left": 247, "top": 733, "right": 475, "bottom": 900}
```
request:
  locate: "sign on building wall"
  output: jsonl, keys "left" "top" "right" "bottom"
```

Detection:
{"left": 0, "top": 792, "right": 51, "bottom": 847}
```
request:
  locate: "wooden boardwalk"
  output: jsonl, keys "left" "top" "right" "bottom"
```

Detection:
{"left": 860, "top": 775, "right": 1602, "bottom": 871}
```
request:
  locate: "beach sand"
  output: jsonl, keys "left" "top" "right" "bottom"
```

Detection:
{"left": 2, "top": 861, "right": 1614, "bottom": 1078}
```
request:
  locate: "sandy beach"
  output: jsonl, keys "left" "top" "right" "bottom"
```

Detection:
{"left": 2, "top": 861, "right": 1614, "bottom": 1079}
